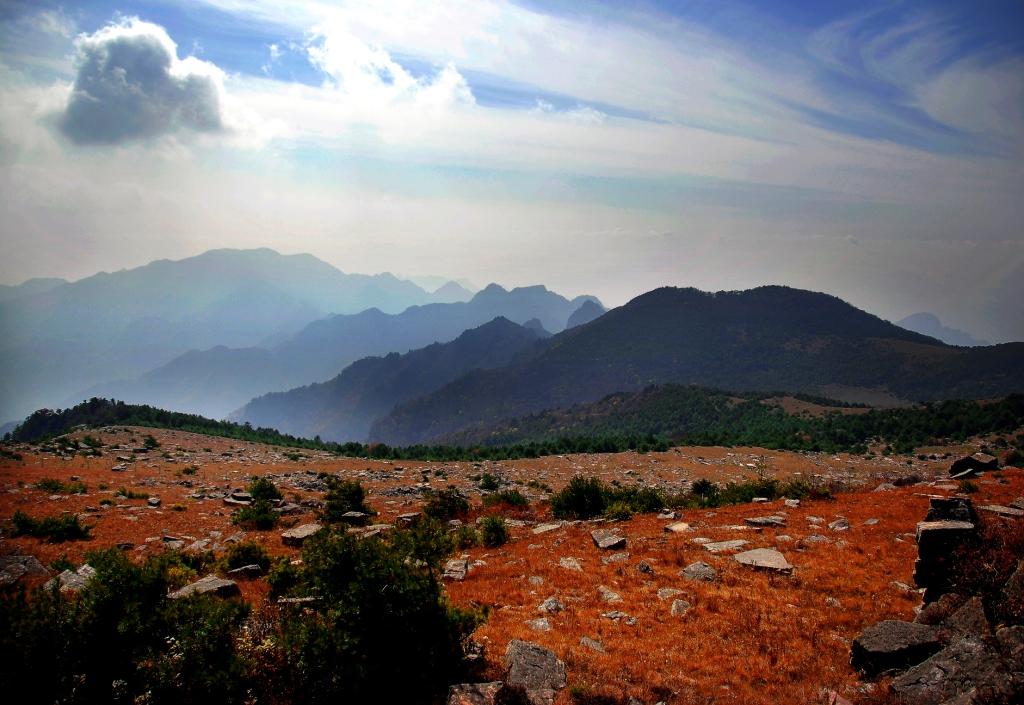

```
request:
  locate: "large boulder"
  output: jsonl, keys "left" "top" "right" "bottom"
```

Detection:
{"left": 0, "top": 555, "right": 50, "bottom": 586}
{"left": 891, "top": 635, "right": 1020, "bottom": 705}
{"left": 949, "top": 453, "right": 998, "bottom": 477}
{"left": 851, "top": 620, "right": 942, "bottom": 677}
{"left": 734, "top": 548, "right": 793, "bottom": 573}
{"left": 590, "top": 529, "right": 626, "bottom": 550}
{"left": 914, "top": 513, "right": 977, "bottom": 602}
{"left": 680, "top": 561, "right": 718, "bottom": 583}
{"left": 504, "top": 640, "right": 567, "bottom": 705}
{"left": 281, "top": 522, "right": 322, "bottom": 547}
{"left": 1002, "top": 560, "right": 1024, "bottom": 622}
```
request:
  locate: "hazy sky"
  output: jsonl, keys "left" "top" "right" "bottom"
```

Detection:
{"left": 1, "top": 0, "right": 1022, "bottom": 341}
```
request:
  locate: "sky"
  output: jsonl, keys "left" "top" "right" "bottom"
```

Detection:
{"left": 0, "top": 0, "right": 1022, "bottom": 341}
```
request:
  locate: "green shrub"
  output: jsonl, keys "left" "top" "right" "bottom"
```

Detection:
{"left": 248, "top": 476, "right": 283, "bottom": 502}
{"left": 322, "top": 478, "right": 376, "bottom": 523}
{"left": 272, "top": 527, "right": 481, "bottom": 703}
{"left": 223, "top": 540, "right": 271, "bottom": 571}
{"left": 603, "top": 501, "right": 634, "bottom": 521}
{"left": 454, "top": 525, "right": 479, "bottom": 549}
{"left": 267, "top": 557, "right": 301, "bottom": 598}
{"left": 11, "top": 511, "right": 91, "bottom": 542}
{"left": 606, "top": 485, "right": 664, "bottom": 514}
{"left": 391, "top": 518, "right": 455, "bottom": 572}
{"left": 482, "top": 489, "right": 529, "bottom": 508}
{"left": 550, "top": 475, "right": 607, "bottom": 519}
{"left": 34, "top": 478, "right": 86, "bottom": 494}
{"left": 479, "top": 516, "right": 508, "bottom": 547}
{"left": 478, "top": 473, "right": 499, "bottom": 491}
{"left": 423, "top": 487, "right": 470, "bottom": 522}
{"left": 182, "top": 465, "right": 198, "bottom": 475}
{"left": 143, "top": 434, "right": 160, "bottom": 449}
{"left": 116, "top": 487, "right": 147, "bottom": 500}
{"left": 232, "top": 500, "right": 278, "bottom": 530}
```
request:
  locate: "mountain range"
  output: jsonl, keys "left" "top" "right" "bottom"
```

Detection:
{"left": 232, "top": 317, "right": 548, "bottom": 441}
{"left": 0, "top": 249, "right": 472, "bottom": 423}
{"left": 76, "top": 282, "right": 601, "bottom": 419}
{"left": 897, "top": 312, "right": 989, "bottom": 347}
{"left": 367, "top": 286, "right": 1024, "bottom": 446}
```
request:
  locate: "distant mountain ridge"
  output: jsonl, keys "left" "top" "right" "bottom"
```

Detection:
{"left": 232, "top": 317, "right": 548, "bottom": 441}
{"left": 368, "top": 285, "right": 1024, "bottom": 445}
{"left": 0, "top": 249, "right": 456, "bottom": 423}
{"left": 897, "top": 312, "right": 989, "bottom": 347}
{"left": 78, "top": 284, "right": 600, "bottom": 419}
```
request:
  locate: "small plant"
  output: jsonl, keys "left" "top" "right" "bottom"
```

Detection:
{"left": 423, "top": 487, "right": 470, "bottom": 522}
{"left": 233, "top": 500, "right": 278, "bottom": 530}
{"left": 550, "top": 476, "right": 607, "bottom": 519}
{"left": 604, "top": 501, "right": 634, "bottom": 521}
{"left": 116, "top": 487, "right": 147, "bottom": 500}
{"left": 479, "top": 473, "right": 500, "bottom": 491}
{"left": 99, "top": 498, "right": 113, "bottom": 506}
{"left": 143, "top": 434, "right": 160, "bottom": 450}
{"left": 223, "top": 540, "right": 271, "bottom": 571}
{"left": 182, "top": 465, "right": 198, "bottom": 475}
{"left": 11, "top": 510, "right": 91, "bottom": 542}
{"left": 482, "top": 489, "right": 529, "bottom": 508}
{"left": 958, "top": 479, "right": 979, "bottom": 494}
{"left": 323, "top": 478, "right": 376, "bottom": 523}
{"left": 50, "top": 554, "right": 75, "bottom": 572}
{"left": 34, "top": 478, "right": 85, "bottom": 494}
{"left": 249, "top": 476, "right": 283, "bottom": 502}
{"left": 170, "top": 503, "right": 187, "bottom": 512}
{"left": 480, "top": 516, "right": 508, "bottom": 547}
{"left": 454, "top": 525, "right": 479, "bottom": 549}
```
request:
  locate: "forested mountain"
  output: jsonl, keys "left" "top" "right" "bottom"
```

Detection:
{"left": 79, "top": 284, "right": 599, "bottom": 419}
{"left": 369, "top": 286, "right": 1024, "bottom": 445}
{"left": 233, "top": 317, "right": 548, "bottom": 441}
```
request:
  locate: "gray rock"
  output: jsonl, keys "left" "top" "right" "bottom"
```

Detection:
{"left": 168, "top": 574, "right": 239, "bottom": 599}
{"left": 0, "top": 555, "right": 50, "bottom": 586}
{"left": 851, "top": 620, "right": 942, "bottom": 677}
{"left": 744, "top": 515, "right": 786, "bottom": 527}
{"left": 591, "top": 529, "right": 626, "bottom": 550}
{"left": 806, "top": 515, "right": 824, "bottom": 524}
{"left": 558, "top": 557, "right": 582, "bottom": 571}
{"left": 664, "top": 521, "right": 691, "bottom": 533}
{"left": 532, "top": 522, "right": 562, "bottom": 535}
{"left": 734, "top": 548, "right": 794, "bottom": 573}
{"left": 226, "top": 564, "right": 262, "bottom": 578}
{"left": 44, "top": 564, "right": 96, "bottom": 593}
{"left": 636, "top": 560, "right": 654, "bottom": 574}
{"left": 703, "top": 539, "right": 748, "bottom": 554}
{"left": 601, "top": 552, "right": 630, "bottom": 565}
{"left": 658, "top": 587, "right": 684, "bottom": 600}
{"left": 784, "top": 498, "right": 800, "bottom": 508}
{"left": 828, "top": 517, "right": 850, "bottom": 531}
{"left": 147, "top": 496, "right": 161, "bottom": 507}
{"left": 580, "top": 636, "right": 605, "bottom": 653}
{"left": 538, "top": 596, "right": 565, "bottom": 613}
{"left": 504, "top": 640, "right": 567, "bottom": 705}
{"left": 944, "top": 595, "right": 990, "bottom": 637}
{"left": 914, "top": 592, "right": 966, "bottom": 625}
{"left": 281, "top": 522, "right": 322, "bottom": 547}
{"left": 670, "top": 598, "right": 691, "bottom": 616}
{"left": 979, "top": 504, "right": 1024, "bottom": 518}
{"left": 680, "top": 561, "right": 717, "bottom": 582}
{"left": 891, "top": 635, "right": 1016, "bottom": 705}
{"left": 598, "top": 585, "right": 622, "bottom": 603}
{"left": 525, "top": 617, "right": 551, "bottom": 632}
{"left": 864, "top": 518, "right": 880, "bottom": 526}
{"left": 443, "top": 558, "right": 469, "bottom": 581}
{"left": 601, "top": 610, "right": 637, "bottom": 625}
{"left": 1001, "top": 559, "right": 1024, "bottom": 622}
{"left": 446, "top": 682, "right": 504, "bottom": 705}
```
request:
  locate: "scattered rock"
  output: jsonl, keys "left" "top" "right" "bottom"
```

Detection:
{"left": 703, "top": 539, "right": 748, "bottom": 554}
{"left": 281, "top": 523, "right": 322, "bottom": 547}
{"left": 601, "top": 610, "right": 637, "bottom": 625}
{"left": 944, "top": 596, "right": 990, "bottom": 637}
{"left": 504, "top": 640, "right": 567, "bottom": 705}
{"left": 580, "top": 636, "right": 605, "bottom": 653}
{"left": 664, "top": 521, "right": 691, "bottom": 534}
{"left": 890, "top": 635, "right": 1014, "bottom": 705}
{"left": 949, "top": 453, "right": 998, "bottom": 477}
{"left": 636, "top": 560, "right": 654, "bottom": 575}
{"left": 558, "top": 557, "right": 582, "bottom": 571}
{"left": 538, "top": 596, "right": 565, "bottom": 614}
{"left": 443, "top": 558, "right": 469, "bottom": 581}
{"left": 658, "top": 587, "right": 684, "bottom": 600}
{"left": 147, "top": 496, "right": 161, "bottom": 507}
{"left": 0, "top": 555, "right": 50, "bottom": 586}
{"left": 864, "top": 518, "right": 879, "bottom": 526}
{"left": 44, "top": 564, "right": 96, "bottom": 593}
{"left": 591, "top": 529, "right": 626, "bottom": 550}
{"left": 744, "top": 515, "right": 786, "bottom": 527}
{"left": 851, "top": 620, "right": 942, "bottom": 677}
{"left": 168, "top": 574, "right": 239, "bottom": 599}
{"left": 601, "top": 552, "right": 629, "bottom": 565}
{"left": 828, "top": 517, "right": 850, "bottom": 531}
{"left": 680, "top": 561, "right": 717, "bottom": 582}
{"left": 734, "top": 548, "right": 793, "bottom": 573}
{"left": 525, "top": 617, "right": 551, "bottom": 632}
{"left": 979, "top": 504, "right": 1024, "bottom": 518}
{"left": 533, "top": 522, "right": 562, "bottom": 535}
{"left": 598, "top": 585, "right": 622, "bottom": 603}
{"left": 226, "top": 564, "right": 262, "bottom": 578}
{"left": 446, "top": 682, "right": 504, "bottom": 705}
{"left": 670, "top": 598, "right": 691, "bottom": 617}
{"left": 784, "top": 498, "right": 800, "bottom": 508}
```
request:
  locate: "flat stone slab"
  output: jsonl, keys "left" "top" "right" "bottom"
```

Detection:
{"left": 851, "top": 620, "right": 941, "bottom": 677}
{"left": 664, "top": 521, "right": 691, "bottom": 533}
{"left": 979, "top": 504, "right": 1024, "bottom": 518}
{"left": 443, "top": 558, "right": 469, "bottom": 581}
{"left": 744, "top": 515, "right": 786, "bottom": 527}
{"left": 703, "top": 539, "right": 749, "bottom": 554}
{"left": 558, "top": 557, "right": 582, "bottom": 571}
{"left": 680, "top": 561, "right": 718, "bottom": 582}
{"left": 532, "top": 522, "right": 563, "bottom": 535}
{"left": 169, "top": 574, "right": 239, "bottom": 599}
{"left": 590, "top": 529, "right": 626, "bottom": 550}
{"left": 734, "top": 548, "right": 793, "bottom": 573}
{"left": 281, "top": 522, "right": 322, "bottom": 546}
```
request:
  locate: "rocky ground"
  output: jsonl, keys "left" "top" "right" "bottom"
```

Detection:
{"left": 2, "top": 426, "right": 1022, "bottom": 704}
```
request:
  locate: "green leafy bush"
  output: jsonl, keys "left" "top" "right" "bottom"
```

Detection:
{"left": 248, "top": 476, "right": 282, "bottom": 502}
{"left": 322, "top": 478, "right": 375, "bottom": 523}
{"left": 603, "top": 501, "right": 634, "bottom": 521}
{"left": 482, "top": 489, "right": 529, "bottom": 508}
{"left": 478, "top": 473, "right": 500, "bottom": 491}
{"left": 550, "top": 475, "right": 607, "bottom": 519}
{"left": 223, "top": 541, "right": 271, "bottom": 571}
{"left": 232, "top": 500, "right": 278, "bottom": 530}
{"left": 454, "top": 525, "right": 479, "bottom": 549}
{"left": 479, "top": 516, "right": 508, "bottom": 547}
{"left": 11, "top": 511, "right": 91, "bottom": 542}
{"left": 423, "top": 487, "right": 470, "bottom": 522}
{"left": 34, "top": 478, "right": 86, "bottom": 494}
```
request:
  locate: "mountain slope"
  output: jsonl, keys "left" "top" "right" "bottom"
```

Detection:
{"left": 0, "top": 277, "right": 67, "bottom": 303}
{"left": 369, "top": 286, "right": 1024, "bottom": 445}
{"left": 232, "top": 317, "right": 548, "bottom": 441}
{"left": 0, "top": 249, "right": 441, "bottom": 423}
{"left": 78, "top": 284, "right": 600, "bottom": 419}
{"left": 566, "top": 299, "right": 606, "bottom": 328}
